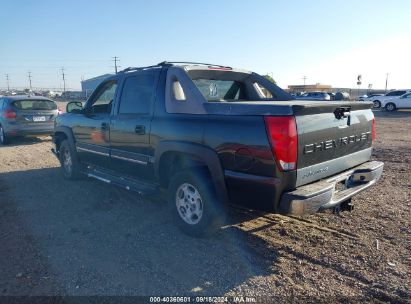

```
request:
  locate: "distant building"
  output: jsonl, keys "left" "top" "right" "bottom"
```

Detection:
{"left": 288, "top": 83, "right": 332, "bottom": 93}
{"left": 81, "top": 74, "right": 113, "bottom": 98}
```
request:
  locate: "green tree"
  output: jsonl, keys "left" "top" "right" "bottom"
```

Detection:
{"left": 263, "top": 74, "right": 276, "bottom": 84}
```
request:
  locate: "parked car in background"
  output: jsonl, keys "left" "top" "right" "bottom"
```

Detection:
{"left": 334, "top": 91, "right": 350, "bottom": 101}
{"left": 327, "top": 92, "right": 336, "bottom": 100}
{"left": 295, "top": 91, "right": 331, "bottom": 101}
{"left": 381, "top": 92, "right": 411, "bottom": 111}
{"left": 0, "top": 95, "right": 60, "bottom": 145}
{"left": 359, "top": 94, "right": 383, "bottom": 101}
{"left": 367, "top": 90, "right": 411, "bottom": 108}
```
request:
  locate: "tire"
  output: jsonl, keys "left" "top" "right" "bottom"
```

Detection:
{"left": 59, "top": 139, "right": 82, "bottom": 179}
{"left": 0, "top": 125, "right": 8, "bottom": 145}
{"left": 385, "top": 102, "right": 396, "bottom": 112}
{"left": 373, "top": 100, "right": 381, "bottom": 108}
{"left": 168, "top": 170, "right": 223, "bottom": 237}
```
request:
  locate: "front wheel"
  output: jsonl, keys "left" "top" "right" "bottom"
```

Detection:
{"left": 385, "top": 102, "right": 396, "bottom": 112}
{"left": 373, "top": 100, "right": 381, "bottom": 108}
{"left": 59, "top": 140, "right": 82, "bottom": 179}
{"left": 168, "top": 170, "right": 223, "bottom": 237}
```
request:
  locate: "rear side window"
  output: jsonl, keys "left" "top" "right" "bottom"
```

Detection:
{"left": 13, "top": 99, "right": 57, "bottom": 110}
{"left": 386, "top": 90, "right": 406, "bottom": 96}
{"left": 192, "top": 79, "right": 248, "bottom": 102}
{"left": 254, "top": 83, "right": 274, "bottom": 99}
{"left": 119, "top": 74, "right": 155, "bottom": 114}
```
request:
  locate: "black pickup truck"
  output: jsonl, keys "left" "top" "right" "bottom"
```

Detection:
{"left": 52, "top": 62, "right": 384, "bottom": 237}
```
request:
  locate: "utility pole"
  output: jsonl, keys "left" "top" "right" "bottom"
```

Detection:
{"left": 112, "top": 56, "right": 120, "bottom": 74}
{"left": 5, "top": 74, "right": 10, "bottom": 91}
{"left": 61, "top": 67, "right": 66, "bottom": 93}
{"left": 302, "top": 76, "right": 307, "bottom": 92}
{"left": 385, "top": 73, "right": 389, "bottom": 93}
{"left": 28, "top": 71, "right": 32, "bottom": 91}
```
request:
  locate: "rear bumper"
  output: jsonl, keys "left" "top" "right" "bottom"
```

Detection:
{"left": 279, "top": 161, "right": 384, "bottom": 215}
{"left": 5, "top": 125, "right": 54, "bottom": 137}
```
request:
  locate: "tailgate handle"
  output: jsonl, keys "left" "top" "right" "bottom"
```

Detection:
{"left": 334, "top": 107, "right": 351, "bottom": 120}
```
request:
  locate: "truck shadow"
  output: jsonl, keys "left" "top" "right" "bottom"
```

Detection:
{"left": 0, "top": 167, "right": 402, "bottom": 301}
{"left": 0, "top": 167, "right": 276, "bottom": 296}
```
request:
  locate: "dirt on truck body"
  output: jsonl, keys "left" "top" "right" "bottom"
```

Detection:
{"left": 0, "top": 110, "right": 410, "bottom": 302}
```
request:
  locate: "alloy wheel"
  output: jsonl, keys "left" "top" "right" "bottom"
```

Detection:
{"left": 175, "top": 183, "right": 204, "bottom": 225}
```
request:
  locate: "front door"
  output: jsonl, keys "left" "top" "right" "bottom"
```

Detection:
{"left": 397, "top": 92, "right": 411, "bottom": 109}
{"left": 73, "top": 80, "right": 117, "bottom": 168}
{"left": 109, "top": 70, "right": 158, "bottom": 180}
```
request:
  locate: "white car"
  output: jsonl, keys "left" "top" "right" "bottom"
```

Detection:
{"left": 368, "top": 90, "right": 410, "bottom": 108}
{"left": 381, "top": 92, "right": 411, "bottom": 111}
{"left": 359, "top": 94, "right": 383, "bottom": 101}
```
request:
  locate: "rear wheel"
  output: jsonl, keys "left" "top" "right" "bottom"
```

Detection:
{"left": 0, "top": 126, "right": 8, "bottom": 145}
{"left": 373, "top": 100, "right": 381, "bottom": 108}
{"left": 168, "top": 170, "right": 223, "bottom": 237}
{"left": 385, "top": 102, "right": 396, "bottom": 112}
{"left": 59, "top": 140, "right": 82, "bottom": 179}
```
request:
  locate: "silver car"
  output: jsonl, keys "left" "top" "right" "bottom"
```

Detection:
{"left": 0, "top": 95, "right": 60, "bottom": 145}
{"left": 295, "top": 91, "right": 331, "bottom": 101}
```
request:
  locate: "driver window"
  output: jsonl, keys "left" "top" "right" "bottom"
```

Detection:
{"left": 90, "top": 81, "right": 117, "bottom": 113}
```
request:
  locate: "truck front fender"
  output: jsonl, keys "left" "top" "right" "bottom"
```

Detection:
{"left": 154, "top": 141, "right": 229, "bottom": 204}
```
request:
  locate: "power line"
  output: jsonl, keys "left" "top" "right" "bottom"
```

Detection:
{"left": 28, "top": 71, "right": 32, "bottom": 90}
{"left": 112, "top": 56, "right": 120, "bottom": 74}
{"left": 5, "top": 74, "right": 10, "bottom": 91}
{"left": 61, "top": 67, "right": 66, "bottom": 93}
{"left": 302, "top": 76, "right": 307, "bottom": 90}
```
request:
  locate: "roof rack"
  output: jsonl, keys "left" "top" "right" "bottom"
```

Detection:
{"left": 158, "top": 61, "right": 232, "bottom": 69}
{"left": 119, "top": 64, "right": 163, "bottom": 74}
{"left": 119, "top": 61, "right": 232, "bottom": 73}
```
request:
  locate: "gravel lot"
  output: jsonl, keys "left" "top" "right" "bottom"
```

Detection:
{"left": 0, "top": 110, "right": 410, "bottom": 302}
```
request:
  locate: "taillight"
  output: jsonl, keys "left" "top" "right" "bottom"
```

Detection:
{"left": 4, "top": 109, "right": 17, "bottom": 119}
{"left": 372, "top": 118, "right": 377, "bottom": 141}
{"left": 264, "top": 116, "right": 298, "bottom": 171}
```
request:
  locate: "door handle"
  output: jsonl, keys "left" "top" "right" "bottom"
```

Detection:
{"left": 101, "top": 122, "right": 109, "bottom": 130}
{"left": 135, "top": 125, "right": 145, "bottom": 135}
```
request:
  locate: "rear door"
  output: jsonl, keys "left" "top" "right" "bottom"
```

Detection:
{"left": 73, "top": 80, "right": 117, "bottom": 168}
{"left": 109, "top": 70, "right": 159, "bottom": 180}
{"left": 397, "top": 92, "right": 411, "bottom": 108}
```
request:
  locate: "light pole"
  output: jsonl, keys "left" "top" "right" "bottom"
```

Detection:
{"left": 302, "top": 75, "right": 307, "bottom": 93}
{"left": 385, "top": 73, "right": 389, "bottom": 93}
{"left": 357, "top": 74, "right": 362, "bottom": 99}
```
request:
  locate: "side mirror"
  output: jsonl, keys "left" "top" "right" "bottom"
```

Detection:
{"left": 66, "top": 101, "right": 83, "bottom": 113}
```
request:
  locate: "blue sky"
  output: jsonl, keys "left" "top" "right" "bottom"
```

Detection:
{"left": 0, "top": 0, "right": 410, "bottom": 90}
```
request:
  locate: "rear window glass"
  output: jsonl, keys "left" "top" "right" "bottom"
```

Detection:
{"left": 13, "top": 100, "right": 57, "bottom": 110}
{"left": 192, "top": 79, "right": 248, "bottom": 101}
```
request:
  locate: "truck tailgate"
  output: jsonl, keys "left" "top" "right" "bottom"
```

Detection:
{"left": 293, "top": 102, "right": 374, "bottom": 186}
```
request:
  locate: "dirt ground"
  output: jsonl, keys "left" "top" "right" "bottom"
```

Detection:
{"left": 0, "top": 110, "right": 409, "bottom": 303}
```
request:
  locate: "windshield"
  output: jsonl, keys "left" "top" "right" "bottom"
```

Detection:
{"left": 12, "top": 99, "right": 57, "bottom": 110}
